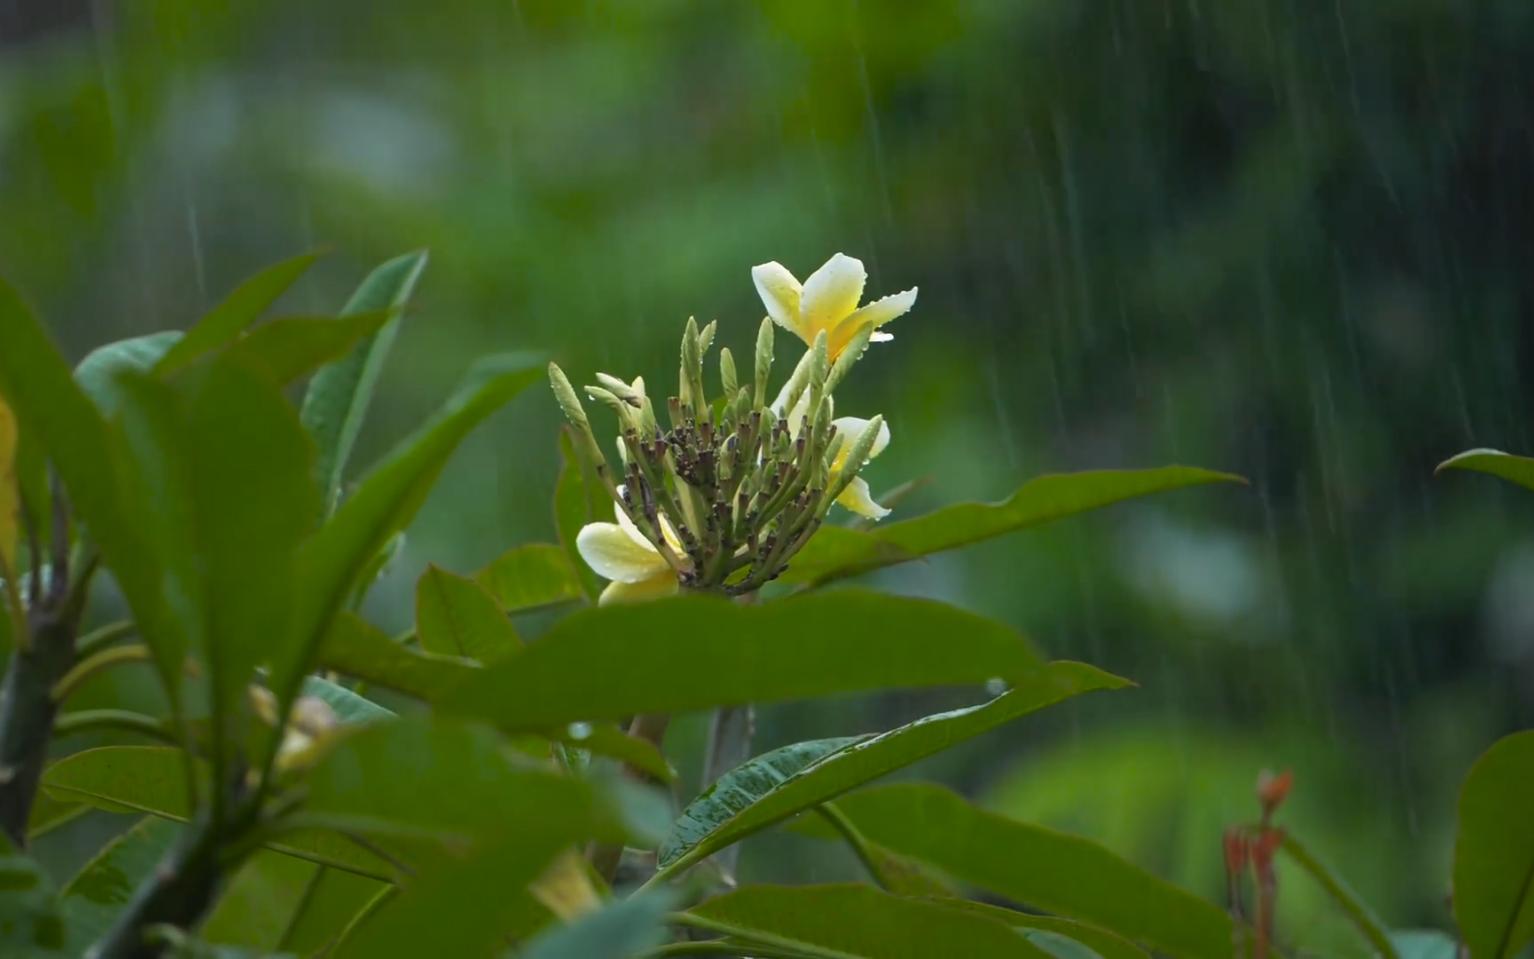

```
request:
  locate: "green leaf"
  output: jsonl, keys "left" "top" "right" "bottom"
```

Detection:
{"left": 61, "top": 817, "right": 181, "bottom": 945}
{"left": 561, "top": 723, "right": 675, "bottom": 784}
{"left": 553, "top": 426, "right": 604, "bottom": 602}
{"left": 331, "top": 833, "right": 567, "bottom": 959}
{"left": 813, "top": 784, "right": 1233, "bottom": 959}
{"left": 518, "top": 889, "right": 678, "bottom": 959}
{"left": 300, "top": 250, "right": 428, "bottom": 514}
{"left": 0, "top": 834, "right": 69, "bottom": 956}
{"left": 658, "top": 661, "right": 1125, "bottom": 877}
{"left": 112, "top": 357, "right": 318, "bottom": 737}
{"left": 225, "top": 311, "right": 395, "bottom": 384}
{"left": 682, "top": 883, "right": 1053, "bottom": 958}
{"left": 73, "top": 331, "right": 182, "bottom": 413}
{"left": 318, "top": 612, "right": 478, "bottom": 700}
{"left": 941, "top": 902, "right": 1149, "bottom": 959}
{"left": 201, "top": 850, "right": 317, "bottom": 952}
{"left": 475, "top": 543, "right": 585, "bottom": 614}
{"left": 416, "top": 565, "right": 521, "bottom": 661}
{"left": 444, "top": 590, "right": 1045, "bottom": 731}
{"left": 155, "top": 251, "right": 320, "bottom": 376}
{"left": 1453, "top": 730, "right": 1534, "bottom": 959}
{"left": 0, "top": 279, "right": 149, "bottom": 631}
{"left": 299, "top": 675, "right": 394, "bottom": 725}
{"left": 783, "top": 466, "right": 1247, "bottom": 586}
{"left": 1436, "top": 448, "right": 1534, "bottom": 494}
{"left": 1390, "top": 931, "right": 1459, "bottom": 959}
{"left": 275, "top": 868, "right": 388, "bottom": 956}
{"left": 41, "top": 747, "right": 395, "bottom": 881}
{"left": 298, "top": 717, "right": 630, "bottom": 846}
{"left": 286, "top": 353, "right": 543, "bottom": 700}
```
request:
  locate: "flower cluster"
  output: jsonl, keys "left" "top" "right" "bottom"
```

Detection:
{"left": 549, "top": 253, "right": 916, "bottom": 604}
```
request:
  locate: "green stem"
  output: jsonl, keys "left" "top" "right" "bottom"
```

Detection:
{"left": 52, "top": 709, "right": 177, "bottom": 745}
{"left": 73, "top": 620, "right": 136, "bottom": 661}
{"left": 668, "top": 913, "right": 830, "bottom": 959}
{"left": 50, "top": 643, "right": 153, "bottom": 703}
{"left": 89, "top": 813, "right": 236, "bottom": 959}
{"left": 814, "top": 803, "right": 891, "bottom": 891}
{"left": 1279, "top": 833, "right": 1399, "bottom": 959}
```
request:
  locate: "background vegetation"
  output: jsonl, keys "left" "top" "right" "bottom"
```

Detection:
{"left": 2, "top": 1, "right": 1532, "bottom": 952}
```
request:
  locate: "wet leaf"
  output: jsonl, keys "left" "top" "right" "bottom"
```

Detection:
{"left": 155, "top": 251, "right": 320, "bottom": 376}
{"left": 443, "top": 590, "right": 1046, "bottom": 731}
{"left": 784, "top": 466, "right": 1246, "bottom": 586}
{"left": 659, "top": 662, "right": 1125, "bottom": 877}
{"left": 1436, "top": 448, "right": 1534, "bottom": 494}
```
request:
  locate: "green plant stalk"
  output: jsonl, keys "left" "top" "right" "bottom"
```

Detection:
{"left": 814, "top": 802, "right": 892, "bottom": 892}
{"left": 50, "top": 642, "right": 153, "bottom": 702}
{"left": 89, "top": 811, "right": 243, "bottom": 959}
{"left": 1279, "top": 833, "right": 1399, "bottom": 959}
{"left": 0, "top": 608, "right": 76, "bottom": 846}
{"left": 72, "top": 619, "right": 137, "bottom": 661}
{"left": 52, "top": 708, "right": 177, "bottom": 744}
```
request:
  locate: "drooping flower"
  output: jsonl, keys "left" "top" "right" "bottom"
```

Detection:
{"left": 752, "top": 252, "right": 917, "bottom": 360}
{"left": 829, "top": 415, "right": 892, "bottom": 519}
{"left": 575, "top": 496, "right": 684, "bottom": 605}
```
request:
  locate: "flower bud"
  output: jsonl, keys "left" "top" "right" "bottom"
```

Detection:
{"left": 1256, "top": 769, "right": 1292, "bottom": 817}
{"left": 754, "top": 317, "right": 774, "bottom": 406}
{"left": 719, "top": 347, "right": 738, "bottom": 398}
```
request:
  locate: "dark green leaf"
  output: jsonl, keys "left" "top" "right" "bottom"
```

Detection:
{"left": 659, "top": 662, "right": 1125, "bottom": 877}
{"left": 300, "top": 250, "right": 428, "bottom": 514}
{"left": 783, "top": 466, "right": 1247, "bottom": 586}
{"left": 41, "top": 747, "right": 395, "bottom": 881}
{"left": 201, "top": 850, "right": 317, "bottom": 952}
{"left": 1436, "top": 448, "right": 1534, "bottom": 494}
{"left": 286, "top": 353, "right": 543, "bottom": 700}
{"left": 331, "top": 832, "right": 566, "bottom": 959}
{"left": 318, "top": 612, "right": 478, "bottom": 701}
{"left": 444, "top": 590, "right": 1045, "bottom": 731}
{"left": 0, "top": 833, "right": 69, "bottom": 956}
{"left": 416, "top": 565, "right": 521, "bottom": 661}
{"left": 475, "top": 543, "right": 585, "bottom": 614}
{"left": 682, "top": 883, "right": 1052, "bottom": 958}
{"left": 814, "top": 783, "right": 1233, "bottom": 959}
{"left": 298, "top": 717, "right": 629, "bottom": 846}
{"left": 276, "top": 868, "right": 388, "bottom": 956}
{"left": 61, "top": 816, "right": 180, "bottom": 946}
{"left": 74, "top": 331, "right": 182, "bottom": 413}
{"left": 561, "top": 723, "right": 675, "bottom": 783}
{"left": 518, "top": 889, "right": 678, "bottom": 959}
{"left": 1453, "top": 730, "right": 1534, "bottom": 959}
{"left": 225, "top": 311, "right": 395, "bottom": 384}
{"left": 155, "top": 251, "right": 320, "bottom": 376}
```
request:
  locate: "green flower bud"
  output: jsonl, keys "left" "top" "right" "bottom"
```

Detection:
{"left": 719, "top": 347, "right": 738, "bottom": 398}
{"left": 753, "top": 317, "right": 774, "bottom": 406}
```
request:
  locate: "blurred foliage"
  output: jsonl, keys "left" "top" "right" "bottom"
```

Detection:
{"left": 3, "top": 0, "right": 1532, "bottom": 937}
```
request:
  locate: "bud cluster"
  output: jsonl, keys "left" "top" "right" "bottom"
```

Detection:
{"left": 550, "top": 317, "right": 883, "bottom": 596}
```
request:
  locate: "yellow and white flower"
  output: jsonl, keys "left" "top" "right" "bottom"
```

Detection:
{"left": 575, "top": 498, "right": 684, "bottom": 605}
{"left": 752, "top": 252, "right": 917, "bottom": 360}
{"left": 829, "top": 415, "right": 892, "bottom": 520}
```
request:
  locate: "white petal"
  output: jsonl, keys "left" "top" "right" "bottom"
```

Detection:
{"left": 576, "top": 522, "right": 667, "bottom": 584}
{"left": 752, "top": 262, "right": 802, "bottom": 334}
{"left": 830, "top": 416, "right": 890, "bottom": 464}
{"left": 836, "top": 476, "right": 891, "bottom": 520}
{"left": 598, "top": 570, "right": 679, "bottom": 605}
{"left": 841, "top": 286, "right": 917, "bottom": 330}
{"left": 799, "top": 253, "right": 866, "bottom": 339}
{"left": 869, "top": 331, "right": 894, "bottom": 343}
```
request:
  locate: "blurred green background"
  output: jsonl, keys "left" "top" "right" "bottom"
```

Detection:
{"left": 4, "top": 0, "right": 1533, "bottom": 952}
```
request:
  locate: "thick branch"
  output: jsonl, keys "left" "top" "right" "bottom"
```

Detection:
{"left": 0, "top": 610, "right": 77, "bottom": 847}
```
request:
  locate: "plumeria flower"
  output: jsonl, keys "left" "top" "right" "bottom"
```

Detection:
{"left": 576, "top": 495, "right": 685, "bottom": 605}
{"left": 752, "top": 252, "right": 917, "bottom": 361}
{"left": 829, "top": 415, "right": 892, "bottom": 520}
{"left": 782, "top": 391, "right": 893, "bottom": 521}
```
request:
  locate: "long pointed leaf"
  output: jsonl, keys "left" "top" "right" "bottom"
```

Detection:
{"left": 783, "top": 466, "right": 1246, "bottom": 586}
{"left": 1436, "top": 448, "right": 1534, "bottom": 494}
{"left": 810, "top": 783, "right": 1234, "bottom": 959}
{"left": 155, "top": 252, "right": 320, "bottom": 376}
{"left": 226, "top": 311, "right": 394, "bottom": 384}
{"left": 284, "top": 353, "right": 543, "bottom": 699}
{"left": 442, "top": 590, "right": 1046, "bottom": 731}
{"left": 74, "top": 331, "right": 182, "bottom": 412}
{"left": 300, "top": 250, "right": 428, "bottom": 514}
{"left": 657, "top": 661, "right": 1125, "bottom": 878}
{"left": 682, "top": 884, "right": 1053, "bottom": 958}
